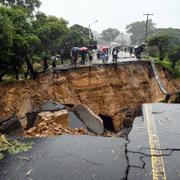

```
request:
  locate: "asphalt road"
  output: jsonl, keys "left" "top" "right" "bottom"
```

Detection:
{"left": 0, "top": 136, "right": 127, "bottom": 180}
{"left": 0, "top": 103, "right": 180, "bottom": 180}
{"left": 54, "top": 52, "right": 138, "bottom": 69}
{"left": 143, "top": 103, "right": 180, "bottom": 180}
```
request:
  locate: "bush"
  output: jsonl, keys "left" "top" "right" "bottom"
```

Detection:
{"left": 168, "top": 46, "right": 180, "bottom": 69}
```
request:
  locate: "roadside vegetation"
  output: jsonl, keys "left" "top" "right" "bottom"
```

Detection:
{"left": 126, "top": 21, "right": 180, "bottom": 78}
{"left": 0, "top": 0, "right": 180, "bottom": 82}
{"left": 153, "top": 57, "right": 180, "bottom": 78}
{"left": 0, "top": 0, "right": 96, "bottom": 82}
{"left": 0, "top": 135, "right": 32, "bottom": 160}
{"left": 147, "top": 35, "right": 180, "bottom": 78}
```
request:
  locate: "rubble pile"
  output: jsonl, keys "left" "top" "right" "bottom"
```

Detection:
{"left": 24, "top": 110, "right": 115, "bottom": 137}
{"left": 24, "top": 121, "right": 115, "bottom": 138}
{"left": 24, "top": 122, "right": 88, "bottom": 137}
{"left": 24, "top": 110, "right": 89, "bottom": 137}
{"left": 24, "top": 102, "right": 115, "bottom": 137}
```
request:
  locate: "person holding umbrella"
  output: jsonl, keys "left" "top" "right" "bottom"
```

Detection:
{"left": 80, "top": 47, "right": 88, "bottom": 65}
{"left": 102, "top": 46, "right": 109, "bottom": 60}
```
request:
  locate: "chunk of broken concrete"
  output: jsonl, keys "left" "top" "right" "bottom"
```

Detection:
{"left": 53, "top": 110, "right": 69, "bottom": 128}
{"left": 41, "top": 101, "right": 65, "bottom": 112}
{"left": 68, "top": 112, "right": 87, "bottom": 129}
{"left": 35, "top": 110, "right": 69, "bottom": 128}
{"left": 0, "top": 116, "right": 22, "bottom": 134}
{"left": 73, "top": 104, "right": 104, "bottom": 135}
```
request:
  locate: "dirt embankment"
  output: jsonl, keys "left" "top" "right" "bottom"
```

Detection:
{"left": 0, "top": 62, "right": 179, "bottom": 130}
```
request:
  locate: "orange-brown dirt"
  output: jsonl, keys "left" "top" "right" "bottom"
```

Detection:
{"left": 0, "top": 61, "right": 179, "bottom": 131}
{"left": 24, "top": 116, "right": 113, "bottom": 138}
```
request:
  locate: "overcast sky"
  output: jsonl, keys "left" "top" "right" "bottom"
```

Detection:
{"left": 40, "top": 0, "right": 180, "bottom": 33}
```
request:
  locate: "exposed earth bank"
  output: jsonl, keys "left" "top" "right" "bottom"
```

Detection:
{"left": 0, "top": 61, "right": 179, "bottom": 131}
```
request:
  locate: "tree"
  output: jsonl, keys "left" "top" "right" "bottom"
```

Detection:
{"left": 32, "top": 13, "right": 69, "bottom": 56}
{"left": 0, "top": 9, "right": 14, "bottom": 81}
{"left": 62, "top": 24, "right": 95, "bottom": 51}
{"left": 168, "top": 46, "right": 180, "bottom": 69}
{"left": 69, "top": 24, "right": 92, "bottom": 46}
{"left": 155, "top": 28, "right": 180, "bottom": 48}
{"left": 101, "top": 28, "right": 120, "bottom": 42}
{"left": 10, "top": 7, "right": 40, "bottom": 79}
{"left": 126, "top": 20, "right": 155, "bottom": 45}
{"left": 0, "top": 0, "right": 41, "bottom": 14}
{"left": 12, "top": 33, "right": 40, "bottom": 79}
{"left": 70, "top": 24, "right": 90, "bottom": 38}
{"left": 148, "top": 35, "right": 171, "bottom": 60}
{"left": 0, "top": 6, "right": 40, "bottom": 80}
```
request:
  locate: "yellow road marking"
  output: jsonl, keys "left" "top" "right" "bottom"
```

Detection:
{"left": 144, "top": 104, "right": 167, "bottom": 180}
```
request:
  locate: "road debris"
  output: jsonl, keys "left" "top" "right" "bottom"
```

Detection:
{"left": 18, "top": 156, "right": 30, "bottom": 161}
{"left": 26, "top": 168, "right": 33, "bottom": 176}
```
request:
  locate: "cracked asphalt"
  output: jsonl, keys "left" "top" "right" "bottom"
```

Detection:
{"left": 0, "top": 103, "right": 180, "bottom": 180}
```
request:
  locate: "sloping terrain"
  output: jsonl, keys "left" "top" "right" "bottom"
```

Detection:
{"left": 0, "top": 61, "right": 179, "bottom": 131}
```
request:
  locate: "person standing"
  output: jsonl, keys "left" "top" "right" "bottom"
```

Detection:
{"left": 88, "top": 50, "right": 93, "bottom": 61}
{"left": 129, "top": 47, "right": 133, "bottom": 58}
{"left": 71, "top": 49, "right": 79, "bottom": 66}
{"left": 80, "top": 50, "right": 86, "bottom": 65}
{"left": 60, "top": 49, "right": 65, "bottom": 64}
{"left": 135, "top": 46, "right": 141, "bottom": 60}
{"left": 101, "top": 50, "right": 106, "bottom": 63}
{"left": 112, "top": 47, "right": 119, "bottom": 62}
{"left": 43, "top": 57, "right": 48, "bottom": 71}
{"left": 52, "top": 56, "right": 56, "bottom": 68}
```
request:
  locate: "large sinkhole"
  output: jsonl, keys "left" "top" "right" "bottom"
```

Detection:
{"left": 1, "top": 100, "right": 142, "bottom": 138}
{"left": 0, "top": 63, "right": 177, "bottom": 137}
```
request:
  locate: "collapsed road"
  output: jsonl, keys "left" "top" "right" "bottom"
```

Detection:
{"left": 0, "top": 61, "right": 179, "bottom": 131}
{"left": 0, "top": 103, "right": 180, "bottom": 180}
{"left": 0, "top": 60, "right": 180, "bottom": 179}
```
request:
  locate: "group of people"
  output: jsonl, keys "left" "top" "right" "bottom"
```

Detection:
{"left": 71, "top": 48, "right": 93, "bottom": 66}
{"left": 42, "top": 45, "right": 145, "bottom": 70}
{"left": 100, "top": 49, "right": 109, "bottom": 62}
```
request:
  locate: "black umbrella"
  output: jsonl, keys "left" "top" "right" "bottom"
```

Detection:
{"left": 71, "top": 47, "right": 80, "bottom": 52}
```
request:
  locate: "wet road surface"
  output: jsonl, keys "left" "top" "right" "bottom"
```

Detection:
{"left": 54, "top": 52, "right": 138, "bottom": 69}
{"left": 143, "top": 103, "right": 180, "bottom": 179}
{"left": 0, "top": 103, "right": 180, "bottom": 180}
{"left": 0, "top": 136, "right": 127, "bottom": 180}
{"left": 127, "top": 103, "right": 180, "bottom": 180}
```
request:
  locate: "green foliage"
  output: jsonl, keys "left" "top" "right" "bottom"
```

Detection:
{"left": 0, "top": 135, "right": 32, "bottom": 160}
{"left": 0, "top": 6, "right": 40, "bottom": 80}
{"left": 148, "top": 34, "right": 171, "bottom": 60}
{"left": 168, "top": 46, "right": 180, "bottom": 69}
{"left": 154, "top": 57, "right": 180, "bottom": 78}
{"left": 0, "top": 7, "right": 14, "bottom": 78}
{"left": 32, "top": 13, "right": 69, "bottom": 55}
{"left": 126, "top": 20, "right": 155, "bottom": 45}
{"left": 155, "top": 28, "right": 180, "bottom": 42}
{"left": 147, "top": 46, "right": 159, "bottom": 57}
{"left": 0, "top": 3, "right": 97, "bottom": 81}
{"left": 70, "top": 24, "right": 89, "bottom": 37}
{"left": 101, "top": 28, "right": 120, "bottom": 42}
{"left": 64, "top": 24, "right": 92, "bottom": 47}
{"left": 147, "top": 28, "right": 180, "bottom": 75}
{"left": 0, "top": 0, "right": 41, "bottom": 14}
